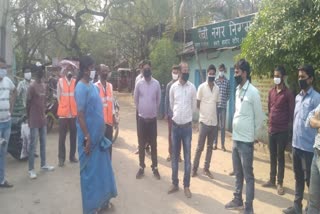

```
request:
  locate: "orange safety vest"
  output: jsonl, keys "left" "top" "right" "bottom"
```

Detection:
{"left": 95, "top": 81, "right": 113, "bottom": 125}
{"left": 57, "top": 78, "right": 77, "bottom": 117}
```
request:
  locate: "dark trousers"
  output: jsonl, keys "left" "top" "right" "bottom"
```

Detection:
{"left": 193, "top": 122, "right": 217, "bottom": 171}
{"left": 105, "top": 124, "right": 113, "bottom": 158}
{"left": 268, "top": 131, "right": 288, "bottom": 185}
{"left": 138, "top": 117, "right": 158, "bottom": 169}
{"left": 58, "top": 118, "right": 77, "bottom": 162}
{"left": 171, "top": 123, "right": 192, "bottom": 187}
{"left": 233, "top": 141, "right": 255, "bottom": 204}
{"left": 168, "top": 117, "right": 173, "bottom": 155}
{"left": 293, "top": 147, "right": 313, "bottom": 210}
{"left": 216, "top": 107, "right": 226, "bottom": 147}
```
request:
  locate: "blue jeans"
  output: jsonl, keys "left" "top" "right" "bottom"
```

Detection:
{"left": 29, "top": 126, "right": 47, "bottom": 170}
{"left": 308, "top": 149, "right": 320, "bottom": 214}
{"left": 0, "top": 120, "right": 12, "bottom": 183}
{"left": 232, "top": 141, "right": 255, "bottom": 204}
{"left": 171, "top": 124, "right": 192, "bottom": 188}
{"left": 216, "top": 107, "right": 226, "bottom": 147}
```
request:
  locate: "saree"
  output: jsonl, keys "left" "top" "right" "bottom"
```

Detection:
{"left": 75, "top": 82, "right": 117, "bottom": 214}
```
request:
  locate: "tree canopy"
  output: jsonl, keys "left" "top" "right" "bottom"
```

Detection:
{"left": 240, "top": 0, "right": 320, "bottom": 78}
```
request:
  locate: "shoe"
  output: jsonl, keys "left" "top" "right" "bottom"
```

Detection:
{"left": 70, "top": 158, "right": 78, "bottom": 163}
{"left": 244, "top": 204, "right": 254, "bottom": 214}
{"left": 262, "top": 180, "right": 276, "bottom": 188}
{"left": 168, "top": 185, "right": 179, "bottom": 194}
{"left": 58, "top": 160, "right": 64, "bottom": 167}
{"left": 179, "top": 156, "right": 183, "bottom": 162}
{"left": 28, "top": 170, "right": 37, "bottom": 179}
{"left": 184, "top": 187, "right": 192, "bottom": 198}
{"left": 0, "top": 180, "right": 13, "bottom": 188}
{"left": 136, "top": 168, "right": 144, "bottom": 179}
{"left": 134, "top": 149, "right": 139, "bottom": 155}
{"left": 41, "top": 165, "right": 55, "bottom": 171}
{"left": 229, "top": 171, "right": 235, "bottom": 176}
{"left": 153, "top": 168, "right": 161, "bottom": 180}
{"left": 282, "top": 206, "right": 300, "bottom": 214}
{"left": 225, "top": 198, "right": 244, "bottom": 210}
{"left": 222, "top": 146, "right": 226, "bottom": 152}
{"left": 277, "top": 184, "right": 285, "bottom": 195}
{"left": 166, "top": 155, "right": 171, "bottom": 162}
{"left": 213, "top": 145, "right": 217, "bottom": 150}
{"left": 34, "top": 154, "right": 39, "bottom": 158}
{"left": 191, "top": 170, "right": 198, "bottom": 177}
{"left": 204, "top": 169, "right": 214, "bottom": 179}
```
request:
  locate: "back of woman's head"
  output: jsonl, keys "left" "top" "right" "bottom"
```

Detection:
{"left": 76, "top": 55, "right": 95, "bottom": 85}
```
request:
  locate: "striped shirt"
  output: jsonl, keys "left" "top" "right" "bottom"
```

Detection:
{"left": 215, "top": 77, "right": 230, "bottom": 109}
{"left": 0, "top": 77, "right": 15, "bottom": 122}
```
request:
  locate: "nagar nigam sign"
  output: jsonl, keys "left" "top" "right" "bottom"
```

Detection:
{"left": 192, "top": 14, "right": 255, "bottom": 49}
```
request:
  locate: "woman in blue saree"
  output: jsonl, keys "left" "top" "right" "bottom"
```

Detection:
{"left": 75, "top": 55, "right": 117, "bottom": 214}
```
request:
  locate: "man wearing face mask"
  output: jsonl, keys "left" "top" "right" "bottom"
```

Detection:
{"left": 192, "top": 64, "right": 219, "bottom": 179}
{"left": 57, "top": 63, "right": 78, "bottom": 167}
{"left": 17, "top": 67, "right": 33, "bottom": 108}
{"left": 225, "top": 59, "right": 263, "bottom": 214}
{"left": 168, "top": 62, "right": 197, "bottom": 198}
{"left": 95, "top": 64, "right": 114, "bottom": 158}
{"left": 262, "top": 66, "right": 294, "bottom": 196}
{"left": 283, "top": 65, "right": 320, "bottom": 214}
{"left": 0, "top": 57, "right": 17, "bottom": 188}
{"left": 214, "top": 64, "right": 230, "bottom": 151}
{"left": 164, "top": 65, "right": 181, "bottom": 162}
{"left": 27, "top": 65, "right": 54, "bottom": 179}
{"left": 134, "top": 60, "right": 161, "bottom": 180}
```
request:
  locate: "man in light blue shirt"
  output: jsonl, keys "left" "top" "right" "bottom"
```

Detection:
{"left": 283, "top": 65, "right": 320, "bottom": 214}
{"left": 225, "top": 59, "right": 263, "bottom": 214}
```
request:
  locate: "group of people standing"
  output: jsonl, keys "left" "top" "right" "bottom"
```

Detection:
{"left": 133, "top": 58, "right": 320, "bottom": 214}
{"left": 0, "top": 56, "right": 117, "bottom": 214}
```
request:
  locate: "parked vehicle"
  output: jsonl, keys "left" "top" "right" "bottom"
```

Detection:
{"left": 7, "top": 114, "right": 27, "bottom": 161}
{"left": 46, "top": 97, "right": 59, "bottom": 133}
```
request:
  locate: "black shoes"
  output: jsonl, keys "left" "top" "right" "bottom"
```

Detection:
{"left": 225, "top": 198, "right": 244, "bottom": 210}
{"left": 153, "top": 168, "right": 161, "bottom": 180}
{"left": 0, "top": 180, "right": 13, "bottom": 188}
{"left": 136, "top": 168, "right": 144, "bottom": 179}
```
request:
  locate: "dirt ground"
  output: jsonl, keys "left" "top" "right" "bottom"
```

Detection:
{"left": 0, "top": 93, "right": 308, "bottom": 214}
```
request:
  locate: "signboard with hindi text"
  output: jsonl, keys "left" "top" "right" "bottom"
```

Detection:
{"left": 192, "top": 14, "right": 255, "bottom": 49}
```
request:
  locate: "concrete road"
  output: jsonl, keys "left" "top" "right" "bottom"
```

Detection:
{"left": 0, "top": 93, "right": 305, "bottom": 214}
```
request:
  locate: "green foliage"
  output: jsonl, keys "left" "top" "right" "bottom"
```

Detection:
{"left": 150, "top": 38, "right": 179, "bottom": 85}
{"left": 240, "top": 0, "right": 320, "bottom": 89}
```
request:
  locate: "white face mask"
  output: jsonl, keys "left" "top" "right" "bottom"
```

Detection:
{"left": 0, "top": 69, "right": 7, "bottom": 78}
{"left": 274, "top": 77, "right": 281, "bottom": 85}
{"left": 172, "top": 73, "right": 179, "bottom": 80}
{"left": 90, "top": 70, "right": 96, "bottom": 80}
{"left": 219, "top": 71, "right": 224, "bottom": 77}
{"left": 24, "top": 72, "right": 32, "bottom": 80}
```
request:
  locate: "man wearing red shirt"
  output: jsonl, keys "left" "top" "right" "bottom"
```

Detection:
{"left": 262, "top": 66, "right": 294, "bottom": 195}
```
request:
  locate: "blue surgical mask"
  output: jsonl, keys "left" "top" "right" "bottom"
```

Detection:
{"left": 0, "top": 69, "right": 7, "bottom": 78}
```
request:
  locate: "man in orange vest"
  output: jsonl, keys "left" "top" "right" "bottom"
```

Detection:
{"left": 57, "top": 63, "right": 78, "bottom": 167}
{"left": 96, "top": 64, "right": 114, "bottom": 157}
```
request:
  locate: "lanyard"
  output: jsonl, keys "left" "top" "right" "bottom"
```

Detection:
{"left": 240, "top": 83, "right": 250, "bottom": 102}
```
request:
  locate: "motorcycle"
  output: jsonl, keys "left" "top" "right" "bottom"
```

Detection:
{"left": 46, "top": 97, "right": 59, "bottom": 133}
{"left": 7, "top": 114, "right": 28, "bottom": 161}
{"left": 112, "top": 97, "right": 120, "bottom": 143}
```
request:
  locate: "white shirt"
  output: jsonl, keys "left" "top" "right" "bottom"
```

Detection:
{"left": 17, "top": 79, "right": 33, "bottom": 107}
{"left": 0, "top": 76, "right": 15, "bottom": 122}
{"left": 232, "top": 80, "right": 264, "bottom": 142}
{"left": 197, "top": 82, "right": 220, "bottom": 126}
{"left": 135, "top": 73, "right": 143, "bottom": 86}
{"left": 170, "top": 80, "right": 197, "bottom": 125}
